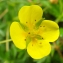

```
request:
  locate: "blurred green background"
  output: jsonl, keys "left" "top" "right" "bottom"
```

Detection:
{"left": 0, "top": 0, "right": 63, "bottom": 63}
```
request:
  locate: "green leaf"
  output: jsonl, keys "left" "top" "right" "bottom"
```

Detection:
{"left": 40, "top": 0, "right": 51, "bottom": 8}
{"left": 60, "top": 28, "right": 63, "bottom": 37}
{"left": 51, "top": 46, "right": 55, "bottom": 57}
{"left": 34, "top": 57, "right": 47, "bottom": 63}
{"left": 35, "top": 35, "right": 42, "bottom": 40}
{"left": 35, "top": 18, "right": 44, "bottom": 30}
{"left": 26, "top": 36, "right": 31, "bottom": 47}
{"left": 49, "top": 4, "right": 60, "bottom": 18}
{"left": 19, "top": 22, "right": 29, "bottom": 32}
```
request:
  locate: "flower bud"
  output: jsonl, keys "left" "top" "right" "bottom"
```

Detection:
{"left": 50, "top": 0, "right": 58, "bottom": 4}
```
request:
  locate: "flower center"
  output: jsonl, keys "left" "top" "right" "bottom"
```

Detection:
{"left": 27, "top": 31, "right": 43, "bottom": 41}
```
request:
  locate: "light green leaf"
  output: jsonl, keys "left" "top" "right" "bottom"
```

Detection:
{"left": 26, "top": 36, "right": 31, "bottom": 47}
{"left": 19, "top": 22, "right": 29, "bottom": 32}
{"left": 60, "top": 28, "right": 63, "bottom": 37}
{"left": 35, "top": 35, "right": 43, "bottom": 40}
{"left": 34, "top": 18, "right": 44, "bottom": 30}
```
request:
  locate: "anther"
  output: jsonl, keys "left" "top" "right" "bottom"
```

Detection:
{"left": 25, "top": 39, "right": 26, "bottom": 41}
{"left": 32, "top": 44, "right": 33, "bottom": 46}
{"left": 28, "top": 32, "right": 30, "bottom": 34}
{"left": 26, "top": 22, "right": 28, "bottom": 23}
{"left": 40, "top": 26, "right": 42, "bottom": 27}
{"left": 42, "top": 38, "right": 43, "bottom": 39}
{"left": 35, "top": 20, "right": 36, "bottom": 21}
{"left": 43, "top": 26, "right": 45, "bottom": 27}
{"left": 40, "top": 42, "right": 42, "bottom": 44}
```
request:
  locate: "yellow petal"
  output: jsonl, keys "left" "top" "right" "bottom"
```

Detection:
{"left": 10, "top": 22, "right": 27, "bottom": 49}
{"left": 38, "top": 20, "right": 59, "bottom": 42}
{"left": 27, "top": 40, "right": 51, "bottom": 59}
{"left": 18, "top": 5, "right": 43, "bottom": 29}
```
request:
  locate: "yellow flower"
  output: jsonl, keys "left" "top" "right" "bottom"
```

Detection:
{"left": 10, "top": 5, "right": 59, "bottom": 59}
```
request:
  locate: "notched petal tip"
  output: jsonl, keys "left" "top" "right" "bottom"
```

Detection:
{"left": 18, "top": 5, "right": 43, "bottom": 28}
{"left": 42, "top": 20, "right": 59, "bottom": 30}
{"left": 10, "top": 22, "right": 27, "bottom": 49}
{"left": 38, "top": 20, "right": 59, "bottom": 42}
{"left": 27, "top": 40, "right": 51, "bottom": 59}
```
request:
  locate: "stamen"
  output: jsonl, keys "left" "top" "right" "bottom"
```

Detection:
{"left": 40, "top": 42, "right": 42, "bottom": 44}
{"left": 28, "top": 32, "right": 30, "bottom": 34}
{"left": 26, "top": 22, "right": 28, "bottom": 23}
{"left": 42, "top": 38, "right": 43, "bottom": 39}
{"left": 40, "top": 26, "right": 42, "bottom": 27}
{"left": 32, "top": 44, "right": 33, "bottom": 46}
{"left": 35, "top": 20, "right": 36, "bottom": 21}
{"left": 43, "top": 26, "right": 45, "bottom": 27}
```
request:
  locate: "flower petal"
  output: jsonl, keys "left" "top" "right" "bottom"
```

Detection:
{"left": 27, "top": 40, "right": 51, "bottom": 59}
{"left": 38, "top": 20, "right": 59, "bottom": 42}
{"left": 10, "top": 22, "right": 27, "bottom": 49}
{"left": 18, "top": 5, "right": 43, "bottom": 29}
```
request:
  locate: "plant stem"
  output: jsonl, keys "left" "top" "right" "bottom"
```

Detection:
{"left": 0, "top": 8, "right": 8, "bottom": 19}
{"left": 55, "top": 13, "right": 63, "bottom": 23}
{"left": 6, "top": 27, "right": 9, "bottom": 51}
{"left": 43, "top": 7, "right": 48, "bottom": 12}
{"left": 59, "top": 0, "right": 63, "bottom": 14}
{"left": 0, "top": 39, "right": 12, "bottom": 44}
{"left": 54, "top": 12, "right": 63, "bottom": 59}
{"left": 53, "top": 42, "right": 63, "bottom": 59}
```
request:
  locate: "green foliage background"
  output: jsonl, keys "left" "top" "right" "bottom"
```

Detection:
{"left": 0, "top": 0, "right": 63, "bottom": 63}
